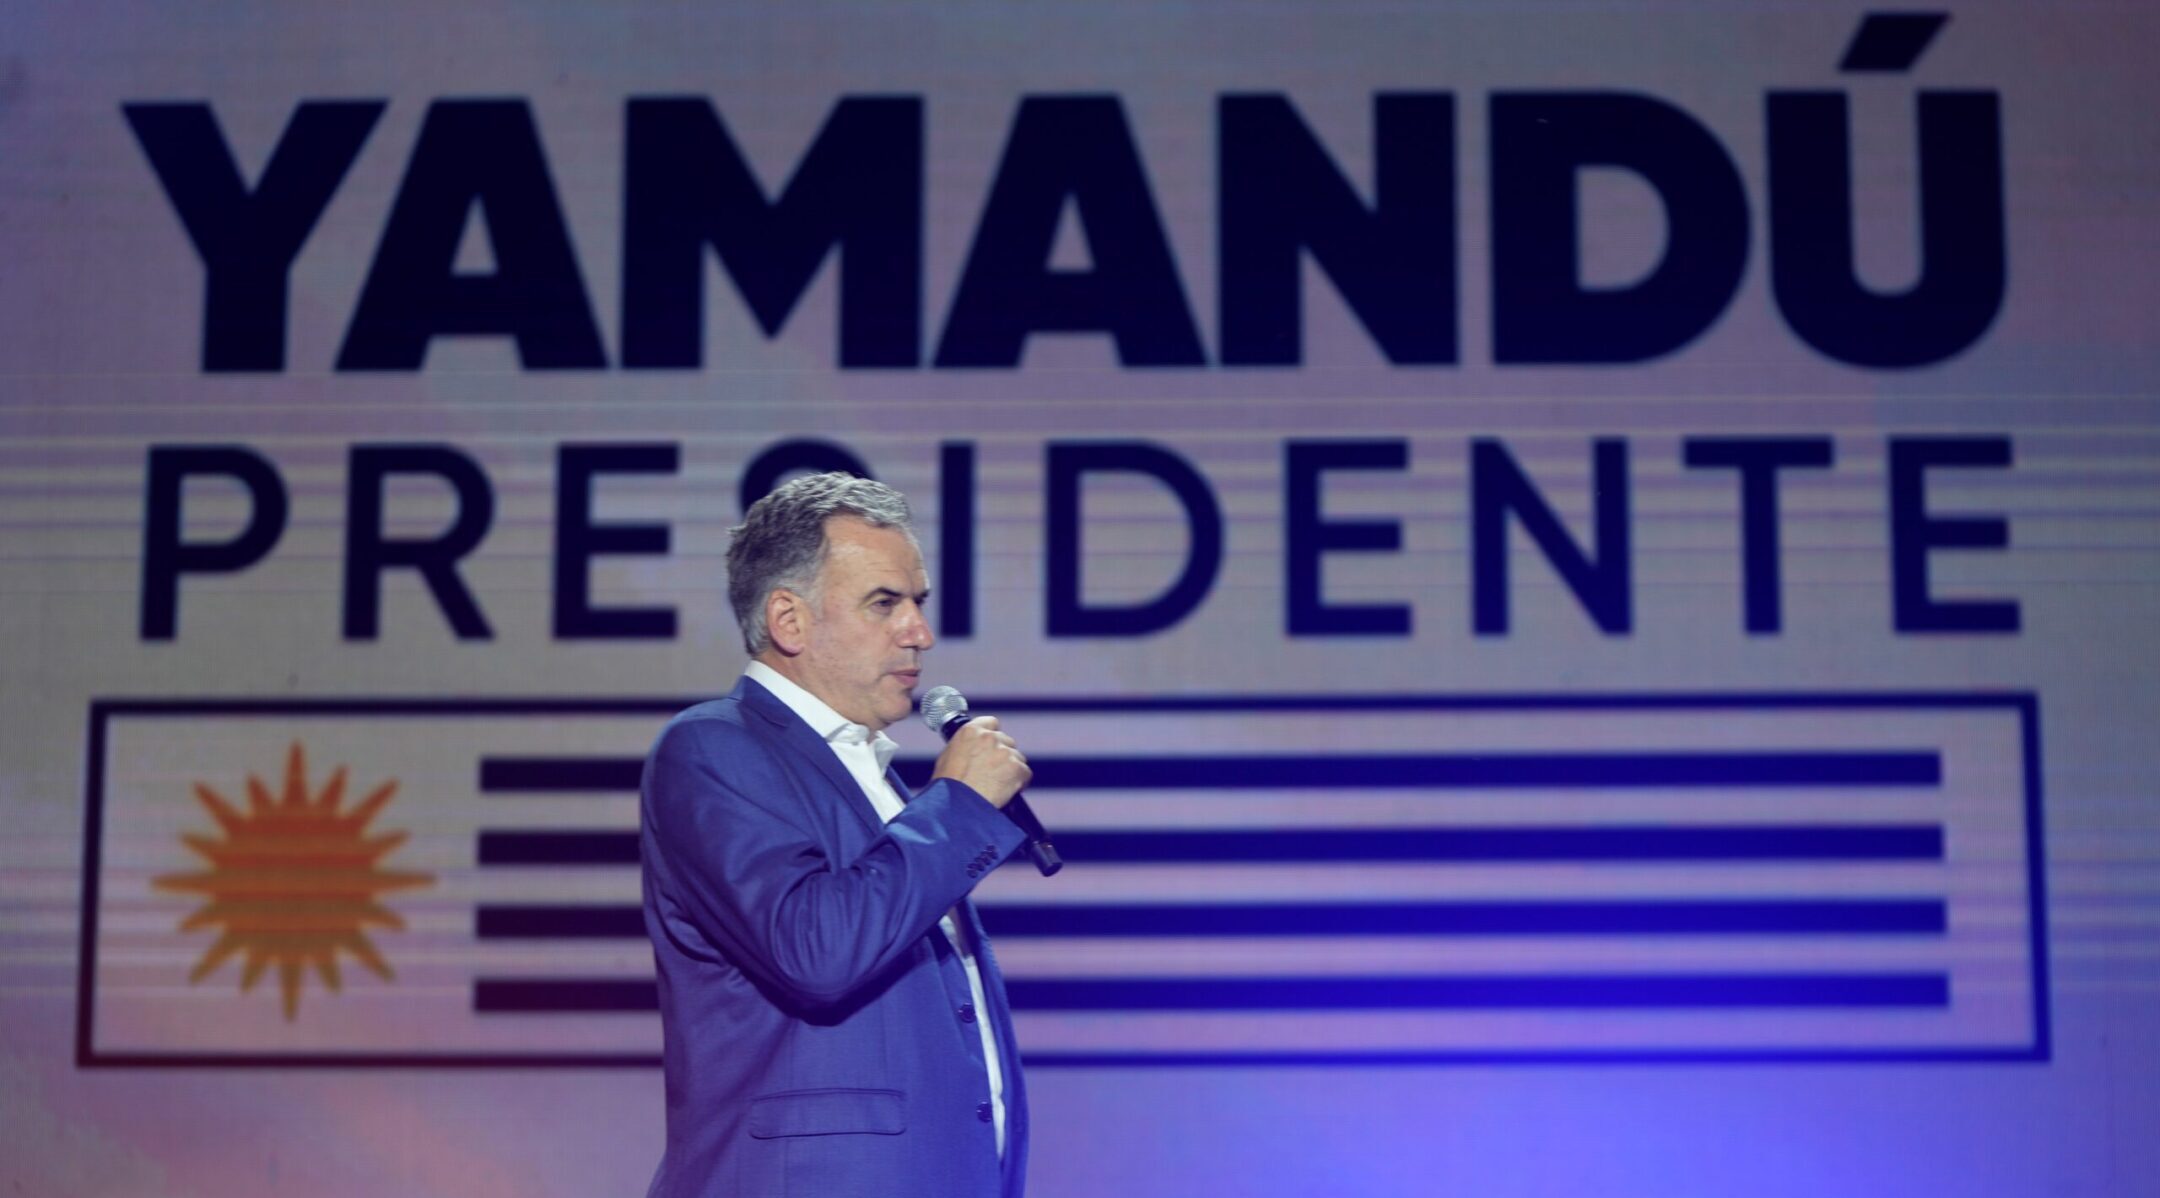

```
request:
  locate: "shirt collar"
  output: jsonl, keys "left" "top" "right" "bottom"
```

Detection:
{"left": 744, "top": 661, "right": 899, "bottom": 771}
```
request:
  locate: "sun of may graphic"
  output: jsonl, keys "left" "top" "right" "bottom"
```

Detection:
{"left": 155, "top": 741, "right": 434, "bottom": 1020}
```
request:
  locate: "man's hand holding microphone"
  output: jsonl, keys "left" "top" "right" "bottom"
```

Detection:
{"left": 930, "top": 714, "right": 1031, "bottom": 809}
{"left": 922, "top": 687, "right": 1061, "bottom": 876}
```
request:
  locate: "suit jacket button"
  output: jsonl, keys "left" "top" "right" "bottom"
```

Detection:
{"left": 977, "top": 1102, "right": 993, "bottom": 1122}
{"left": 959, "top": 1003, "right": 976, "bottom": 1023}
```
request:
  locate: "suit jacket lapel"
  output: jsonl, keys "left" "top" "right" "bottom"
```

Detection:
{"left": 737, "top": 675, "right": 884, "bottom": 839}
{"left": 886, "top": 765, "right": 915, "bottom": 807}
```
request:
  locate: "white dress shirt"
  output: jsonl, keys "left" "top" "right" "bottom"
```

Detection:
{"left": 743, "top": 661, "right": 1008, "bottom": 1156}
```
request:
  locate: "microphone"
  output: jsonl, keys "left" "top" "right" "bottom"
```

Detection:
{"left": 920, "top": 686, "right": 1062, "bottom": 877}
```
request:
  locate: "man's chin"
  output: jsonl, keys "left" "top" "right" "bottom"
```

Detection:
{"left": 876, "top": 686, "right": 917, "bottom": 728}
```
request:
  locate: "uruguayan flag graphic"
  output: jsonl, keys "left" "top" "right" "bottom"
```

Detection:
{"left": 81, "top": 693, "right": 2044, "bottom": 1065}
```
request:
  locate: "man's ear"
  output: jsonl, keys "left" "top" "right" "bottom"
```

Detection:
{"left": 765, "top": 588, "right": 809, "bottom": 656}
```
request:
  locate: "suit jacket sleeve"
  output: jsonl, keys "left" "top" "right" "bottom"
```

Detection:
{"left": 643, "top": 712, "right": 1027, "bottom": 1011}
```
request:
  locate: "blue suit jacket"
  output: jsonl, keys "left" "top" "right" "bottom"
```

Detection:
{"left": 639, "top": 676, "right": 1030, "bottom": 1198}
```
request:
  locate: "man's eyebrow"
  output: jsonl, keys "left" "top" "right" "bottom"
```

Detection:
{"left": 863, "top": 586, "right": 932, "bottom": 603}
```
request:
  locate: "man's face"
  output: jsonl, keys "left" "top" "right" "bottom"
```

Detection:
{"left": 791, "top": 516, "right": 935, "bottom": 731}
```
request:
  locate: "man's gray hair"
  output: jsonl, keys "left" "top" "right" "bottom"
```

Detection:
{"left": 726, "top": 472, "right": 914, "bottom": 655}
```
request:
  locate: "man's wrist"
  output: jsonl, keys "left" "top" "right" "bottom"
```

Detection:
{"left": 936, "top": 775, "right": 993, "bottom": 810}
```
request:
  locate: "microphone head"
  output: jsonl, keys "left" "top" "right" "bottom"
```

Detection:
{"left": 919, "top": 685, "right": 970, "bottom": 735}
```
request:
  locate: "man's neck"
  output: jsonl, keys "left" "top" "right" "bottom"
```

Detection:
{"left": 750, "top": 651, "right": 811, "bottom": 696}
{"left": 747, "top": 655, "right": 887, "bottom": 733}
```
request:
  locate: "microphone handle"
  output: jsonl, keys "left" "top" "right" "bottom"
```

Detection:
{"left": 938, "top": 714, "right": 1063, "bottom": 877}
{"left": 1003, "top": 793, "right": 1063, "bottom": 877}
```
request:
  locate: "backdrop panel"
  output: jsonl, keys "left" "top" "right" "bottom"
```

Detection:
{"left": 4, "top": 2, "right": 2158, "bottom": 1194}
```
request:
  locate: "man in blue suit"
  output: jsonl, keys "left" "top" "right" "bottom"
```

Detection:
{"left": 640, "top": 472, "right": 1035, "bottom": 1198}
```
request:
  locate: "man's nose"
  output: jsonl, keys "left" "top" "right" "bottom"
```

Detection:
{"left": 901, "top": 602, "right": 934, "bottom": 650}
